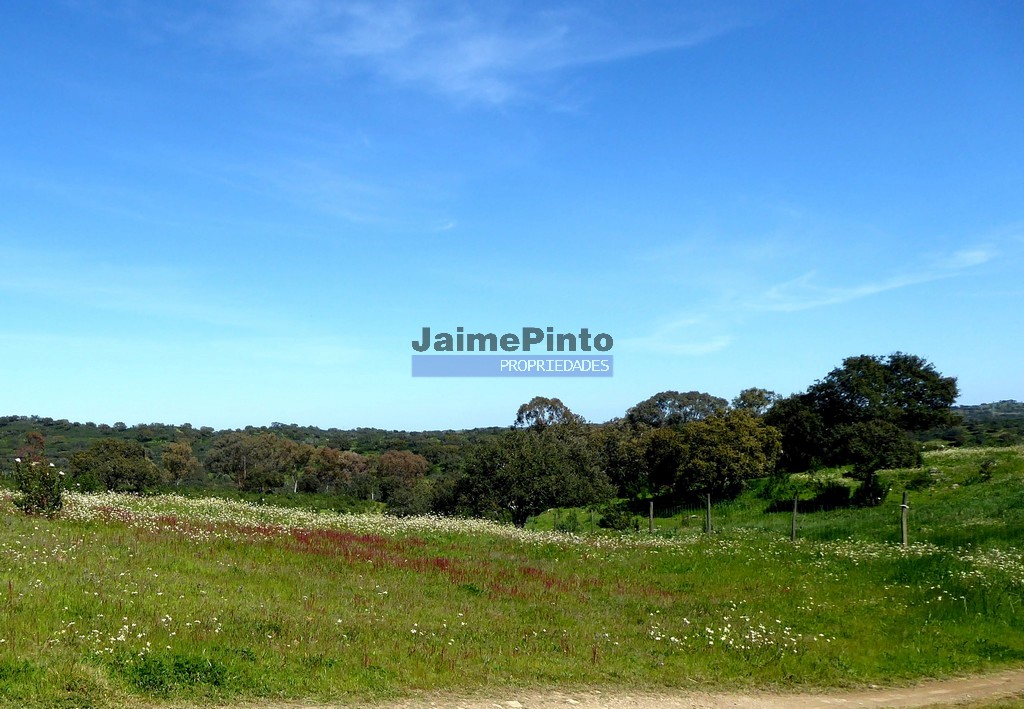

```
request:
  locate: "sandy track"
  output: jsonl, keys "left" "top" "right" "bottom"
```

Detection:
{"left": 200, "top": 668, "right": 1024, "bottom": 709}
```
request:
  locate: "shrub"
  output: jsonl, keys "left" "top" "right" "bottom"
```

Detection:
{"left": 811, "top": 480, "right": 853, "bottom": 509}
{"left": 70, "top": 439, "right": 164, "bottom": 493}
{"left": 12, "top": 458, "right": 65, "bottom": 517}
{"left": 852, "top": 476, "right": 889, "bottom": 507}
{"left": 597, "top": 503, "right": 639, "bottom": 531}
{"left": 966, "top": 458, "right": 997, "bottom": 485}
{"left": 905, "top": 467, "right": 938, "bottom": 491}
{"left": 554, "top": 510, "right": 581, "bottom": 533}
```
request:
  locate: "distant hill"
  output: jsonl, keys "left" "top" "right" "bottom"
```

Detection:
{"left": 0, "top": 414, "right": 504, "bottom": 469}
{"left": 921, "top": 400, "right": 1024, "bottom": 447}
{"left": 3, "top": 401, "right": 1022, "bottom": 470}
{"left": 954, "top": 400, "right": 1024, "bottom": 422}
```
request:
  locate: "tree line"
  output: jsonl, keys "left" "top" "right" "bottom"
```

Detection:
{"left": 2, "top": 352, "right": 991, "bottom": 524}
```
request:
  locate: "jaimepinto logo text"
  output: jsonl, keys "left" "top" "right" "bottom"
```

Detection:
{"left": 410, "top": 327, "right": 614, "bottom": 378}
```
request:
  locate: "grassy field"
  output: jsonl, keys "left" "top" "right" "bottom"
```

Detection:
{"left": 532, "top": 445, "right": 1024, "bottom": 547}
{"left": 1, "top": 447, "right": 1023, "bottom": 707}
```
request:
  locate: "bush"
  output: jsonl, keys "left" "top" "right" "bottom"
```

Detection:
{"left": 554, "top": 510, "right": 581, "bottom": 533}
{"left": 13, "top": 458, "right": 65, "bottom": 517}
{"left": 852, "top": 476, "right": 889, "bottom": 507}
{"left": 965, "top": 459, "right": 997, "bottom": 485}
{"left": 811, "top": 481, "right": 853, "bottom": 509}
{"left": 843, "top": 420, "right": 922, "bottom": 480}
{"left": 597, "top": 503, "right": 639, "bottom": 531}
{"left": 70, "top": 439, "right": 164, "bottom": 493}
{"left": 905, "top": 467, "right": 938, "bottom": 491}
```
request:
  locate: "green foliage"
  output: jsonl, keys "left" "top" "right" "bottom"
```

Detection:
{"left": 840, "top": 420, "right": 920, "bottom": 506}
{"left": 763, "top": 395, "right": 828, "bottom": 472}
{"left": 625, "top": 390, "right": 728, "bottom": 429}
{"left": 767, "top": 353, "right": 956, "bottom": 474}
{"left": 457, "top": 425, "right": 614, "bottom": 526}
{"left": 589, "top": 422, "right": 647, "bottom": 498}
{"left": 640, "top": 427, "right": 687, "bottom": 497}
{"left": 851, "top": 475, "right": 890, "bottom": 507}
{"left": 674, "top": 410, "right": 782, "bottom": 501}
{"left": 3, "top": 450, "right": 1024, "bottom": 707}
{"left": 118, "top": 651, "right": 230, "bottom": 695}
{"left": 306, "top": 447, "right": 371, "bottom": 495}
{"left": 631, "top": 411, "right": 782, "bottom": 503}
{"left": 384, "top": 475, "right": 434, "bottom": 517}
{"left": 965, "top": 458, "right": 998, "bottom": 485}
{"left": 513, "top": 396, "right": 586, "bottom": 430}
{"left": 160, "top": 440, "right": 202, "bottom": 487}
{"left": 12, "top": 458, "right": 65, "bottom": 517}
{"left": 69, "top": 439, "right": 164, "bottom": 493}
{"left": 904, "top": 467, "right": 937, "bottom": 491}
{"left": 596, "top": 502, "right": 640, "bottom": 531}
{"left": 553, "top": 509, "right": 581, "bottom": 533}
{"left": 376, "top": 450, "right": 431, "bottom": 512}
{"left": 812, "top": 480, "right": 853, "bottom": 508}
{"left": 843, "top": 419, "right": 922, "bottom": 480}
{"left": 205, "top": 432, "right": 307, "bottom": 493}
{"left": 807, "top": 352, "right": 959, "bottom": 432}
{"left": 730, "top": 388, "right": 779, "bottom": 417}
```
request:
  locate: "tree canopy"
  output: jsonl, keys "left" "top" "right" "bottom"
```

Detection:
{"left": 70, "top": 439, "right": 164, "bottom": 493}
{"left": 625, "top": 391, "right": 728, "bottom": 429}
{"left": 806, "top": 352, "right": 958, "bottom": 431}
{"left": 767, "top": 352, "right": 956, "bottom": 478}
{"left": 514, "top": 396, "right": 585, "bottom": 431}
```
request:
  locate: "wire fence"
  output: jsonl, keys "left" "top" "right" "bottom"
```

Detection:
{"left": 536, "top": 488, "right": 1020, "bottom": 549}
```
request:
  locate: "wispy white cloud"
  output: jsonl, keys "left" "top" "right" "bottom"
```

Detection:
{"left": 219, "top": 1, "right": 751, "bottom": 104}
{"left": 617, "top": 316, "right": 732, "bottom": 356}
{"left": 622, "top": 240, "right": 999, "bottom": 356}
{"left": 753, "top": 246, "right": 996, "bottom": 313}
{"left": 0, "top": 245, "right": 271, "bottom": 330}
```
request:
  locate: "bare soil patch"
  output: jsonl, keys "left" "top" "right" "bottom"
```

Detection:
{"left": 177, "top": 668, "right": 1024, "bottom": 709}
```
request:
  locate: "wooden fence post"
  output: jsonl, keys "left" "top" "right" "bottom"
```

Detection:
{"left": 901, "top": 491, "right": 909, "bottom": 546}
{"left": 705, "top": 494, "right": 712, "bottom": 535}
{"left": 648, "top": 500, "right": 654, "bottom": 533}
{"left": 791, "top": 493, "right": 799, "bottom": 542}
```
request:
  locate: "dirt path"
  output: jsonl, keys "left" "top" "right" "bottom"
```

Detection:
{"left": 204, "top": 669, "right": 1024, "bottom": 709}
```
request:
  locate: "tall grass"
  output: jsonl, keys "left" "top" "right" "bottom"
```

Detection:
{"left": 533, "top": 446, "right": 1024, "bottom": 547}
{"left": 0, "top": 447, "right": 1022, "bottom": 707}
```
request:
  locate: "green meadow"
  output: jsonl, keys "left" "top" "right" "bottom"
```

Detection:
{"left": 1, "top": 446, "right": 1023, "bottom": 708}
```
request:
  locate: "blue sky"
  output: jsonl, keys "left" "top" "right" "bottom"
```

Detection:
{"left": 2, "top": 0, "right": 1022, "bottom": 431}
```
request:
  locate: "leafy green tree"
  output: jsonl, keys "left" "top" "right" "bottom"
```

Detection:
{"left": 249, "top": 433, "right": 308, "bottom": 493}
{"left": 626, "top": 391, "right": 728, "bottom": 429}
{"left": 589, "top": 421, "right": 648, "bottom": 497}
{"left": 12, "top": 433, "right": 64, "bottom": 517}
{"left": 842, "top": 419, "right": 922, "bottom": 505}
{"left": 674, "top": 410, "right": 782, "bottom": 500}
{"left": 640, "top": 427, "right": 687, "bottom": 498}
{"left": 807, "top": 352, "right": 959, "bottom": 431}
{"left": 386, "top": 476, "right": 435, "bottom": 516}
{"left": 376, "top": 449, "right": 431, "bottom": 510}
{"left": 767, "top": 353, "right": 957, "bottom": 473}
{"left": 731, "top": 388, "right": 779, "bottom": 417}
{"left": 514, "top": 396, "right": 586, "bottom": 431}
{"left": 204, "top": 432, "right": 310, "bottom": 492}
{"left": 13, "top": 459, "right": 65, "bottom": 517}
{"left": 457, "top": 426, "right": 614, "bottom": 526}
{"left": 161, "top": 441, "right": 201, "bottom": 487}
{"left": 306, "top": 447, "right": 370, "bottom": 494}
{"left": 205, "top": 432, "right": 251, "bottom": 486}
{"left": 70, "top": 439, "right": 164, "bottom": 492}
{"left": 764, "top": 395, "right": 828, "bottom": 472}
